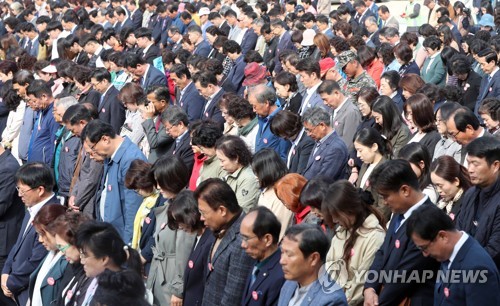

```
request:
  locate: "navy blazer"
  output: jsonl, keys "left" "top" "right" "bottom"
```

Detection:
{"left": 278, "top": 279, "right": 348, "bottom": 306}
{"left": 194, "top": 40, "right": 211, "bottom": 57}
{"left": 392, "top": 90, "right": 405, "bottom": 113}
{"left": 365, "top": 199, "right": 440, "bottom": 306}
{"left": 0, "top": 150, "right": 24, "bottom": 259}
{"left": 202, "top": 88, "right": 225, "bottom": 128}
{"left": 302, "top": 131, "right": 349, "bottom": 184}
{"left": 98, "top": 85, "right": 126, "bottom": 133}
{"left": 288, "top": 130, "right": 315, "bottom": 175}
{"left": 131, "top": 9, "right": 143, "bottom": 29}
{"left": 167, "top": 132, "right": 195, "bottom": 173}
{"left": 183, "top": 229, "right": 215, "bottom": 306}
{"left": 242, "top": 249, "right": 285, "bottom": 306}
{"left": 241, "top": 28, "right": 258, "bottom": 55}
{"left": 2, "top": 198, "right": 60, "bottom": 306}
{"left": 141, "top": 44, "right": 161, "bottom": 65}
{"left": 434, "top": 235, "right": 500, "bottom": 306}
{"left": 274, "top": 31, "right": 294, "bottom": 73}
{"left": 141, "top": 65, "right": 166, "bottom": 89}
{"left": 475, "top": 70, "right": 500, "bottom": 118}
{"left": 225, "top": 55, "right": 246, "bottom": 95}
{"left": 178, "top": 82, "right": 206, "bottom": 122}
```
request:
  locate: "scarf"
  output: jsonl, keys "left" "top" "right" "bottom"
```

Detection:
{"left": 437, "top": 188, "right": 463, "bottom": 214}
{"left": 239, "top": 117, "right": 258, "bottom": 137}
{"left": 132, "top": 191, "right": 160, "bottom": 249}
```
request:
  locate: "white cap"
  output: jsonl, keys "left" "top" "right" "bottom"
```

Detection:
{"left": 199, "top": 7, "right": 210, "bottom": 16}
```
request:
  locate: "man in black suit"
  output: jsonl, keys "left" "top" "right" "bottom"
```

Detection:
{"left": 81, "top": 34, "right": 105, "bottom": 68}
{"left": 364, "top": 16, "right": 381, "bottom": 48}
{"left": 162, "top": 106, "right": 195, "bottom": 173}
{"left": 240, "top": 206, "right": 285, "bottom": 306}
{"left": 474, "top": 48, "right": 500, "bottom": 120}
{"left": 90, "top": 68, "right": 126, "bottom": 133}
{"left": 353, "top": 0, "right": 375, "bottom": 29}
{"left": 0, "top": 145, "right": 24, "bottom": 276}
{"left": 193, "top": 71, "right": 225, "bottom": 128}
{"left": 134, "top": 27, "right": 161, "bottom": 65}
{"left": 170, "top": 64, "right": 206, "bottom": 122}
{"left": 364, "top": 160, "right": 439, "bottom": 306}
{"left": 124, "top": 52, "right": 166, "bottom": 89}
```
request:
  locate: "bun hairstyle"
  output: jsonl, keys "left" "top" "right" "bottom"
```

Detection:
{"left": 322, "top": 180, "right": 386, "bottom": 265}
{"left": 92, "top": 269, "right": 150, "bottom": 306}
{"left": 354, "top": 127, "right": 393, "bottom": 159}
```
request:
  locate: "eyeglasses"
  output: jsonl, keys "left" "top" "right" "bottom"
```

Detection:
{"left": 79, "top": 251, "right": 95, "bottom": 260}
{"left": 448, "top": 130, "right": 461, "bottom": 139}
{"left": 16, "top": 186, "right": 36, "bottom": 196}
{"left": 57, "top": 243, "right": 71, "bottom": 253}
{"left": 90, "top": 80, "right": 102, "bottom": 87}
{"left": 240, "top": 234, "right": 258, "bottom": 242}
{"left": 304, "top": 124, "right": 320, "bottom": 134}
{"left": 416, "top": 237, "right": 436, "bottom": 252}
{"left": 89, "top": 137, "right": 102, "bottom": 152}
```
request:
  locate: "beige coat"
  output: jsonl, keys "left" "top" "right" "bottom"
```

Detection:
{"left": 325, "top": 214, "right": 386, "bottom": 306}
{"left": 258, "top": 187, "right": 293, "bottom": 240}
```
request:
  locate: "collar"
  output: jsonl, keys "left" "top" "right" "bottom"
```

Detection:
{"left": 143, "top": 43, "right": 152, "bottom": 54}
{"left": 102, "top": 84, "right": 113, "bottom": 97}
{"left": 181, "top": 81, "right": 192, "bottom": 95}
{"left": 430, "top": 51, "right": 441, "bottom": 59}
{"left": 256, "top": 248, "right": 279, "bottom": 267}
{"left": 490, "top": 67, "right": 499, "bottom": 78}
{"left": 94, "top": 45, "right": 103, "bottom": 56}
{"left": 213, "top": 210, "right": 242, "bottom": 239}
{"left": 448, "top": 231, "right": 469, "bottom": 268}
{"left": 402, "top": 195, "right": 429, "bottom": 221}
{"left": 263, "top": 106, "right": 281, "bottom": 122}
{"left": 334, "top": 97, "right": 349, "bottom": 112}
{"left": 142, "top": 64, "right": 150, "bottom": 80}
{"left": 208, "top": 87, "right": 222, "bottom": 102}
{"left": 110, "top": 138, "right": 124, "bottom": 161}
{"left": 292, "top": 128, "right": 306, "bottom": 146}
{"left": 28, "top": 194, "right": 55, "bottom": 216}
{"left": 389, "top": 91, "right": 397, "bottom": 99}
{"left": 318, "top": 128, "right": 335, "bottom": 145}
{"left": 306, "top": 81, "right": 322, "bottom": 95}
{"left": 176, "top": 129, "right": 188, "bottom": 142}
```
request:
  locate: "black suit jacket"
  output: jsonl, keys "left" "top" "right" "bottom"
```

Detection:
{"left": 458, "top": 70, "right": 481, "bottom": 112}
{"left": 98, "top": 86, "right": 126, "bottom": 133}
{"left": 167, "top": 132, "right": 195, "bottom": 173}
{"left": 0, "top": 150, "right": 24, "bottom": 259}
{"left": 241, "top": 249, "right": 285, "bottom": 306}
{"left": 141, "top": 44, "right": 161, "bottom": 65}
{"left": 202, "top": 89, "right": 225, "bottom": 128}
{"left": 183, "top": 229, "right": 215, "bottom": 306}
{"left": 281, "top": 93, "right": 302, "bottom": 114}
{"left": 219, "top": 21, "right": 230, "bottom": 36}
{"left": 288, "top": 130, "right": 314, "bottom": 175}
{"left": 78, "top": 89, "right": 101, "bottom": 110}
{"left": 365, "top": 199, "right": 440, "bottom": 306}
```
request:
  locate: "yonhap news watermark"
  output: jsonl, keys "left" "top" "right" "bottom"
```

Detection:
{"left": 318, "top": 260, "right": 491, "bottom": 294}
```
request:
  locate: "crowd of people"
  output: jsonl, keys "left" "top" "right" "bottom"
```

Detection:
{"left": 0, "top": 0, "right": 498, "bottom": 305}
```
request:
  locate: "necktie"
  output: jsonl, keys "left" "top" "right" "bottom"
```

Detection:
{"left": 312, "top": 141, "right": 321, "bottom": 156}
{"left": 69, "top": 147, "right": 84, "bottom": 194}
{"left": 437, "top": 260, "right": 450, "bottom": 290}
{"left": 393, "top": 214, "right": 405, "bottom": 234}
{"left": 26, "top": 40, "right": 32, "bottom": 53}
{"left": 155, "top": 116, "right": 162, "bottom": 132}
{"left": 299, "top": 92, "right": 309, "bottom": 115}
{"left": 250, "top": 266, "right": 259, "bottom": 288}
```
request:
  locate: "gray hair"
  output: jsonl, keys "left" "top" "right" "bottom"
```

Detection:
{"left": 365, "top": 16, "right": 377, "bottom": 26}
{"left": 56, "top": 96, "right": 78, "bottom": 110}
{"left": 161, "top": 105, "right": 189, "bottom": 126}
{"left": 301, "top": 107, "right": 331, "bottom": 127}
{"left": 249, "top": 84, "right": 277, "bottom": 105}
{"left": 252, "top": 18, "right": 266, "bottom": 27}
{"left": 382, "top": 26, "right": 399, "bottom": 38}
